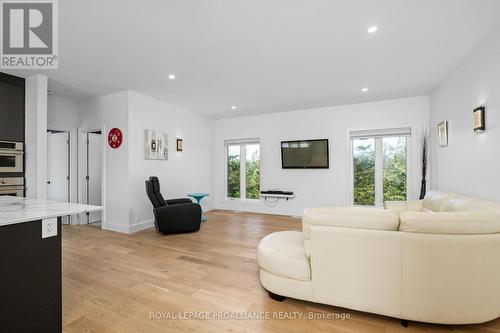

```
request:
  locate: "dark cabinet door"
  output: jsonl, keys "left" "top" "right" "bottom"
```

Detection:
{"left": 0, "top": 218, "right": 62, "bottom": 333}
{"left": 0, "top": 80, "right": 25, "bottom": 142}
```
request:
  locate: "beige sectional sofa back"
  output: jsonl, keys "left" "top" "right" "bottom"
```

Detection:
{"left": 422, "top": 190, "right": 500, "bottom": 213}
{"left": 385, "top": 191, "right": 500, "bottom": 234}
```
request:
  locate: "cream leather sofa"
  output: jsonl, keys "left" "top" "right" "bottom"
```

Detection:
{"left": 257, "top": 191, "right": 500, "bottom": 325}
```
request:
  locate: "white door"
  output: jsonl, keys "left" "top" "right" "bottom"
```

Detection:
{"left": 87, "top": 132, "right": 102, "bottom": 223}
{"left": 47, "top": 132, "right": 69, "bottom": 202}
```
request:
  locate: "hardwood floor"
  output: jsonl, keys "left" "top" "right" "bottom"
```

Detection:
{"left": 63, "top": 210, "right": 500, "bottom": 333}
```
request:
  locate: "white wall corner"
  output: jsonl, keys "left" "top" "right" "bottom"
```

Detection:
{"left": 102, "top": 222, "right": 131, "bottom": 234}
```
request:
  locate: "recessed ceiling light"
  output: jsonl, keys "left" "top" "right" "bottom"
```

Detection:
{"left": 362, "top": 87, "right": 369, "bottom": 93}
{"left": 231, "top": 105, "right": 237, "bottom": 110}
{"left": 168, "top": 74, "right": 176, "bottom": 80}
{"left": 367, "top": 26, "right": 378, "bottom": 34}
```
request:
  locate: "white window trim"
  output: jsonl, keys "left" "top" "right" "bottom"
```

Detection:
{"left": 224, "top": 140, "right": 261, "bottom": 201}
{"left": 347, "top": 128, "right": 412, "bottom": 208}
{"left": 240, "top": 144, "right": 247, "bottom": 199}
{"left": 374, "top": 138, "right": 384, "bottom": 207}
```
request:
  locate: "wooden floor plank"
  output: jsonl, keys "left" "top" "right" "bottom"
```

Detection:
{"left": 62, "top": 210, "right": 500, "bottom": 332}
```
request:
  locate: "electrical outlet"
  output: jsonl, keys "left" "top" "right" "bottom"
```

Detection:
{"left": 42, "top": 218, "right": 58, "bottom": 238}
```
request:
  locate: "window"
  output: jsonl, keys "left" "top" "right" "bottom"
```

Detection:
{"left": 225, "top": 139, "right": 260, "bottom": 200}
{"left": 227, "top": 145, "right": 241, "bottom": 198}
{"left": 245, "top": 144, "right": 260, "bottom": 199}
{"left": 382, "top": 137, "right": 407, "bottom": 202}
{"left": 352, "top": 138, "right": 376, "bottom": 206}
{"left": 351, "top": 128, "right": 410, "bottom": 207}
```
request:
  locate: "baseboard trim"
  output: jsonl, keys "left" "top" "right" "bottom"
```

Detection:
{"left": 129, "top": 219, "right": 154, "bottom": 233}
{"left": 215, "top": 203, "right": 303, "bottom": 217}
{"left": 102, "top": 222, "right": 130, "bottom": 234}
{"left": 102, "top": 220, "right": 154, "bottom": 234}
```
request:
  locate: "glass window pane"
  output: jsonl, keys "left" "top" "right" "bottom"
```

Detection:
{"left": 227, "top": 145, "right": 240, "bottom": 198}
{"left": 245, "top": 144, "right": 260, "bottom": 199}
{"left": 352, "top": 138, "right": 375, "bottom": 206}
{"left": 383, "top": 136, "right": 407, "bottom": 202}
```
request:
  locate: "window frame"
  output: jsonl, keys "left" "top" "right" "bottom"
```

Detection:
{"left": 348, "top": 129, "right": 412, "bottom": 208}
{"left": 224, "top": 140, "right": 261, "bottom": 201}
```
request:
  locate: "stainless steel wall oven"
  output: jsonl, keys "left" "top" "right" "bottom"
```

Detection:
{"left": 0, "top": 141, "right": 24, "bottom": 173}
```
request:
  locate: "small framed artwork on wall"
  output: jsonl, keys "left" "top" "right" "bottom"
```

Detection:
{"left": 438, "top": 121, "right": 448, "bottom": 147}
{"left": 144, "top": 129, "right": 168, "bottom": 160}
{"left": 176, "top": 138, "right": 183, "bottom": 152}
{"left": 473, "top": 106, "right": 486, "bottom": 133}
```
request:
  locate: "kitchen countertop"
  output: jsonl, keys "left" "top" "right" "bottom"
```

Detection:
{"left": 0, "top": 196, "right": 103, "bottom": 227}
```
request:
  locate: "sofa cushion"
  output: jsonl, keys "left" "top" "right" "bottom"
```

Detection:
{"left": 399, "top": 211, "right": 500, "bottom": 234}
{"left": 303, "top": 239, "right": 311, "bottom": 258}
{"left": 444, "top": 195, "right": 500, "bottom": 213}
{"left": 422, "top": 191, "right": 456, "bottom": 212}
{"left": 303, "top": 207, "right": 399, "bottom": 239}
{"left": 257, "top": 231, "right": 310, "bottom": 281}
{"left": 384, "top": 200, "right": 423, "bottom": 213}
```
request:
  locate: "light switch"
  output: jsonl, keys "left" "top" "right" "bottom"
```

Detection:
{"left": 42, "top": 218, "right": 58, "bottom": 238}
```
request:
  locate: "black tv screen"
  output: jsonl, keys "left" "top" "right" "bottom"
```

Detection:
{"left": 281, "top": 139, "right": 329, "bottom": 169}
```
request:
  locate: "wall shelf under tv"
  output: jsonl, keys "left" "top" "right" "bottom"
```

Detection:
{"left": 260, "top": 193, "right": 295, "bottom": 200}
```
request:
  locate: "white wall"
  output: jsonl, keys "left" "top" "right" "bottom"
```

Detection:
{"left": 47, "top": 95, "right": 80, "bottom": 129}
{"left": 47, "top": 90, "right": 430, "bottom": 229}
{"left": 214, "top": 96, "right": 429, "bottom": 216}
{"left": 77, "top": 91, "right": 214, "bottom": 233}
{"left": 43, "top": 90, "right": 429, "bottom": 230}
{"left": 429, "top": 24, "right": 500, "bottom": 201}
{"left": 79, "top": 92, "right": 130, "bottom": 232}
{"left": 45, "top": 92, "right": 129, "bottom": 228}
{"left": 128, "top": 91, "right": 214, "bottom": 231}
{"left": 78, "top": 98, "right": 103, "bottom": 130}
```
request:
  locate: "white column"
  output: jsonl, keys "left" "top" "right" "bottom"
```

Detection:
{"left": 25, "top": 75, "right": 48, "bottom": 199}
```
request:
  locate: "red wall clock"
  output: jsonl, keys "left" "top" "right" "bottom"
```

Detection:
{"left": 108, "top": 128, "right": 123, "bottom": 149}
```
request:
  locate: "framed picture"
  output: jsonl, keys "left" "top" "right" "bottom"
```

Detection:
{"left": 176, "top": 138, "right": 183, "bottom": 152}
{"left": 144, "top": 129, "right": 168, "bottom": 160}
{"left": 438, "top": 121, "right": 448, "bottom": 147}
{"left": 473, "top": 106, "right": 485, "bottom": 133}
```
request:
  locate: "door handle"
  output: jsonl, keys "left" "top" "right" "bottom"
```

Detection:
{"left": 46, "top": 181, "right": 51, "bottom": 184}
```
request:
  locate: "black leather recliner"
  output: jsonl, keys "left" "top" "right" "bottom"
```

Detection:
{"left": 145, "top": 176, "right": 202, "bottom": 234}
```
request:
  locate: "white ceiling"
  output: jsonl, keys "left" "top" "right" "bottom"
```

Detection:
{"left": 6, "top": 0, "right": 500, "bottom": 118}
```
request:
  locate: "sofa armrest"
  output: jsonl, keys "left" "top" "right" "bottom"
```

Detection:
{"left": 302, "top": 207, "right": 399, "bottom": 239}
{"left": 384, "top": 200, "right": 423, "bottom": 212}
{"left": 399, "top": 211, "right": 500, "bottom": 234}
{"left": 154, "top": 203, "right": 202, "bottom": 233}
{"left": 155, "top": 203, "right": 201, "bottom": 221}
{"left": 166, "top": 198, "right": 193, "bottom": 205}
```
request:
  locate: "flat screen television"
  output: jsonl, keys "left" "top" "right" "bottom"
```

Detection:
{"left": 281, "top": 139, "right": 329, "bottom": 169}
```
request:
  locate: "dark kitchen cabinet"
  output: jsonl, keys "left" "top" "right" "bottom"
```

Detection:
{"left": 0, "top": 218, "right": 62, "bottom": 333}
{"left": 0, "top": 73, "right": 25, "bottom": 142}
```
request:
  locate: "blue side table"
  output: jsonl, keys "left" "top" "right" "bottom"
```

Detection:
{"left": 188, "top": 193, "right": 209, "bottom": 222}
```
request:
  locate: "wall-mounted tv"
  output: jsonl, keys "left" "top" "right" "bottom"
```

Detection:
{"left": 281, "top": 139, "right": 329, "bottom": 169}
